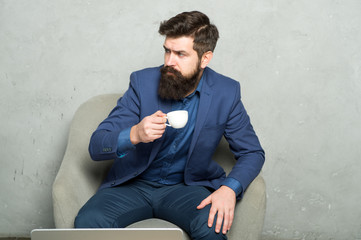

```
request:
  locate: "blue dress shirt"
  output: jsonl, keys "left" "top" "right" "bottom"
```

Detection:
{"left": 116, "top": 75, "right": 242, "bottom": 196}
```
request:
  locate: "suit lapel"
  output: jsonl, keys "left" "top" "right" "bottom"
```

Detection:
{"left": 188, "top": 70, "right": 213, "bottom": 159}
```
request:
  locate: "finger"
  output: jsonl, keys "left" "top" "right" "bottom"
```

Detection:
{"left": 153, "top": 110, "right": 166, "bottom": 117}
{"left": 155, "top": 114, "right": 167, "bottom": 122}
{"left": 152, "top": 116, "right": 167, "bottom": 124}
{"left": 143, "top": 119, "right": 166, "bottom": 131}
{"left": 148, "top": 111, "right": 166, "bottom": 124}
{"left": 222, "top": 210, "right": 230, "bottom": 234}
{"left": 152, "top": 131, "right": 165, "bottom": 139}
{"left": 197, "top": 196, "right": 211, "bottom": 210}
{"left": 215, "top": 210, "right": 224, "bottom": 233}
{"left": 207, "top": 207, "right": 217, "bottom": 228}
{"left": 153, "top": 110, "right": 163, "bottom": 115}
{"left": 143, "top": 126, "right": 162, "bottom": 136}
{"left": 151, "top": 123, "right": 167, "bottom": 130}
{"left": 152, "top": 128, "right": 165, "bottom": 134}
{"left": 222, "top": 207, "right": 234, "bottom": 233}
{"left": 147, "top": 129, "right": 165, "bottom": 140}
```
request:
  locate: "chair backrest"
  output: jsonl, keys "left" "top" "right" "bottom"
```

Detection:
{"left": 64, "top": 94, "right": 121, "bottom": 191}
{"left": 69, "top": 94, "right": 121, "bottom": 185}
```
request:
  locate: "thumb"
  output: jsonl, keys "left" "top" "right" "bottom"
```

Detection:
{"left": 197, "top": 195, "right": 212, "bottom": 210}
{"left": 154, "top": 110, "right": 165, "bottom": 117}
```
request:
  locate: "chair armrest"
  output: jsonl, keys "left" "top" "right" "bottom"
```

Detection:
{"left": 213, "top": 137, "right": 266, "bottom": 240}
{"left": 52, "top": 125, "right": 112, "bottom": 228}
{"left": 228, "top": 174, "right": 266, "bottom": 240}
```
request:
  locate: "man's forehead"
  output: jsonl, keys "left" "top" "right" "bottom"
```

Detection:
{"left": 164, "top": 36, "right": 195, "bottom": 51}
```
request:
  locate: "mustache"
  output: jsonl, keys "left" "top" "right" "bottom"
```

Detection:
{"left": 160, "top": 66, "right": 183, "bottom": 78}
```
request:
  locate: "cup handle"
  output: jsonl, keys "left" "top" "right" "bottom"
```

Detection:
{"left": 164, "top": 116, "right": 171, "bottom": 127}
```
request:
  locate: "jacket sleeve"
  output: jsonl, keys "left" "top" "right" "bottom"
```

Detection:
{"left": 223, "top": 81, "right": 265, "bottom": 196}
{"left": 88, "top": 72, "right": 141, "bottom": 161}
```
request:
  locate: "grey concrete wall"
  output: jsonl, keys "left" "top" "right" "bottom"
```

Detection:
{"left": 1, "top": 0, "right": 360, "bottom": 239}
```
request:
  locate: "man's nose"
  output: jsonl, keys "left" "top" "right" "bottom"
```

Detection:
{"left": 165, "top": 53, "right": 176, "bottom": 66}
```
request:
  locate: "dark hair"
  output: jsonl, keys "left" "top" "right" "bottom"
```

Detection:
{"left": 158, "top": 11, "right": 219, "bottom": 58}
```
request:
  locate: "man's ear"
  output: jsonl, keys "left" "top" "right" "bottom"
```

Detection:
{"left": 200, "top": 51, "right": 213, "bottom": 69}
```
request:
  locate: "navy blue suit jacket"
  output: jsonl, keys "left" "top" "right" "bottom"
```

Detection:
{"left": 89, "top": 66, "right": 265, "bottom": 197}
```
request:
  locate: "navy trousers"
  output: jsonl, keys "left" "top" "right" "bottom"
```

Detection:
{"left": 75, "top": 179, "right": 227, "bottom": 240}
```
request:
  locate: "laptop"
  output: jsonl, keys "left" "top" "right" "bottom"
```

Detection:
{"left": 31, "top": 228, "right": 183, "bottom": 240}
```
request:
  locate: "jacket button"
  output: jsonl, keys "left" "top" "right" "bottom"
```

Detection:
{"left": 111, "top": 181, "right": 116, "bottom": 186}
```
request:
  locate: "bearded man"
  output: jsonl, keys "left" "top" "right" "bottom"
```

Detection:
{"left": 75, "top": 11, "right": 265, "bottom": 240}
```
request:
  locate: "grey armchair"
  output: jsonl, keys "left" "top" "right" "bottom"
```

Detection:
{"left": 52, "top": 94, "right": 266, "bottom": 240}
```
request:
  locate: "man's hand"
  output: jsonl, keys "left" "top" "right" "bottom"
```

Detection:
{"left": 130, "top": 110, "right": 167, "bottom": 144}
{"left": 197, "top": 186, "right": 236, "bottom": 234}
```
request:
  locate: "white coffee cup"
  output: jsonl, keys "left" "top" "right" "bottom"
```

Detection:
{"left": 165, "top": 110, "right": 188, "bottom": 129}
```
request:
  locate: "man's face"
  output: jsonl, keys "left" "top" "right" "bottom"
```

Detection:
{"left": 158, "top": 36, "right": 203, "bottom": 100}
{"left": 163, "top": 36, "right": 200, "bottom": 78}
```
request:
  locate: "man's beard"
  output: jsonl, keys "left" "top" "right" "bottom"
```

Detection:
{"left": 158, "top": 63, "right": 202, "bottom": 101}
